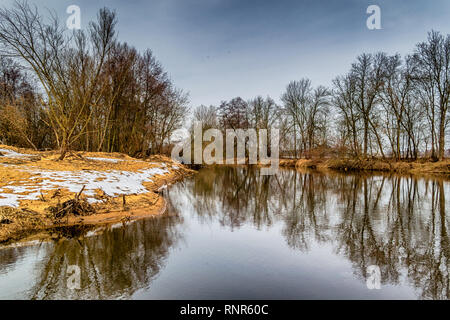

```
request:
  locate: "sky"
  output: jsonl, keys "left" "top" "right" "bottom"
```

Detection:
{"left": 1, "top": 0, "right": 450, "bottom": 108}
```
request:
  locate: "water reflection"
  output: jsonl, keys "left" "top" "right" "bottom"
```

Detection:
{"left": 166, "top": 167, "right": 449, "bottom": 299}
{"left": 0, "top": 215, "right": 183, "bottom": 299}
{"left": 0, "top": 167, "right": 448, "bottom": 299}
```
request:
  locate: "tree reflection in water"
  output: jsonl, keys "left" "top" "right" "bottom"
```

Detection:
{"left": 24, "top": 215, "right": 183, "bottom": 299}
{"left": 0, "top": 167, "right": 448, "bottom": 299}
{"left": 165, "top": 167, "right": 449, "bottom": 300}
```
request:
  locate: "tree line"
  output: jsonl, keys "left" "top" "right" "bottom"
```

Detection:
{"left": 0, "top": 1, "right": 188, "bottom": 159}
{"left": 193, "top": 30, "right": 449, "bottom": 161}
{"left": 0, "top": 2, "right": 448, "bottom": 162}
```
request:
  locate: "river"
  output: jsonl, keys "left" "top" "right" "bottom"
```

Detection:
{"left": 0, "top": 166, "right": 449, "bottom": 299}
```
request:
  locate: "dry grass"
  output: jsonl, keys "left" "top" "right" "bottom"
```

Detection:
{"left": 0, "top": 207, "right": 46, "bottom": 243}
{"left": 279, "top": 157, "right": 450, "bottom": 175}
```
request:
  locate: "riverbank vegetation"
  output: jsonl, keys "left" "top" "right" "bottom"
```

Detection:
{"left": 192, "top": 31, "right": 449, "bottom": 168}
{"left": 0, "top": 1, "right": 188, "bottom": 159}
{"left": 0, "top": 1, "right": 448, "bottom": 172}
{"left": 0, "top": 1, "right": 195, "bottom": 243}
{"left": 278, "top": 158, "right": 450, "bottom": 175}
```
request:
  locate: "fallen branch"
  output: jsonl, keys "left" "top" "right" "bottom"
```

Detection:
{"left": 76, "top": 185, "right": 86, "bottom": 200}
{"left": 47, "top": 187, "right": 94, "bottom": 222}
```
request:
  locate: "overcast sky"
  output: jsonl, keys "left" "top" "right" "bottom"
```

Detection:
{"left": 2, "top": 0, "right": 450, "bottom": 108}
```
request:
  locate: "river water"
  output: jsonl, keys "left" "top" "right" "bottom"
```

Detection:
{"left": 0, "top": 166, "right": 448, "bottom": 299}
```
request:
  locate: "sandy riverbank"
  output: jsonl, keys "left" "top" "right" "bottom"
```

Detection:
{"left": 0, "top": 145, "right": 194, "bottom": 243}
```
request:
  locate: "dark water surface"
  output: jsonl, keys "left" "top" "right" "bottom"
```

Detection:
{"left": 0, "top": 167, "right": 449, "bottom": 299}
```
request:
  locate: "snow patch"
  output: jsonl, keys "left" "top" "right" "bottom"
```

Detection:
{"left": 0, "top": 148, "right": 34, "bottom": 159}
{"left": 0, "top": 165, "right": 170, "bottom": 207}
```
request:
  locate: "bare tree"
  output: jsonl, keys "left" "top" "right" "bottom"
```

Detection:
{"left": 412, "top": 31, "right": 450, "bottom": 160}
{"left": 281, "top": 79, "right": 329, "bottom": 158}
{"left": 218, "top": 97, "right": 249, "bottom": 130}
{"left": 0, "top": 1, "right": 117, "bottom": 159}
{"left": 281, "top": 79, "right": 311, "bottom": 157}
{"left": 333, "top": 74, "right": 361, "bottom": 157}
{"left": 350, "top": 53, "right": 388, "bottom": 158}
{"left": 0, "top": 55, "right": 50, "bottom": 149}
{"left": 248, "top": 95, "right": 277, "bottom": 130}
{"left": 194, "top": 105, "right": 218, "bottom": 129}
{"left": 306, "top": 86, "right": 330, "bottom": 153}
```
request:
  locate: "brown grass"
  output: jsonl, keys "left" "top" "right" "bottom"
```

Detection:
{"left": 279, "top": 157, "right": 450, "bottom": 175}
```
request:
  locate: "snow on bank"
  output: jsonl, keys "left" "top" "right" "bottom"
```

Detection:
{"left": 0, "top": 165, "right": 172, "bottom": 207}
{"left": 0, "top": 148, "right": 34, "bottom": 159}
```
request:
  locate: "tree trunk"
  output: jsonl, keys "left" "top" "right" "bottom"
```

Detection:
{"left": 58, "top": 137, "right": 68, "bottom": 161}
{"left": 363, "top": 118, "right": 369, "bottom": 158}
{"left": 438, "top": 113, "right": 445, "bottom": 160}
